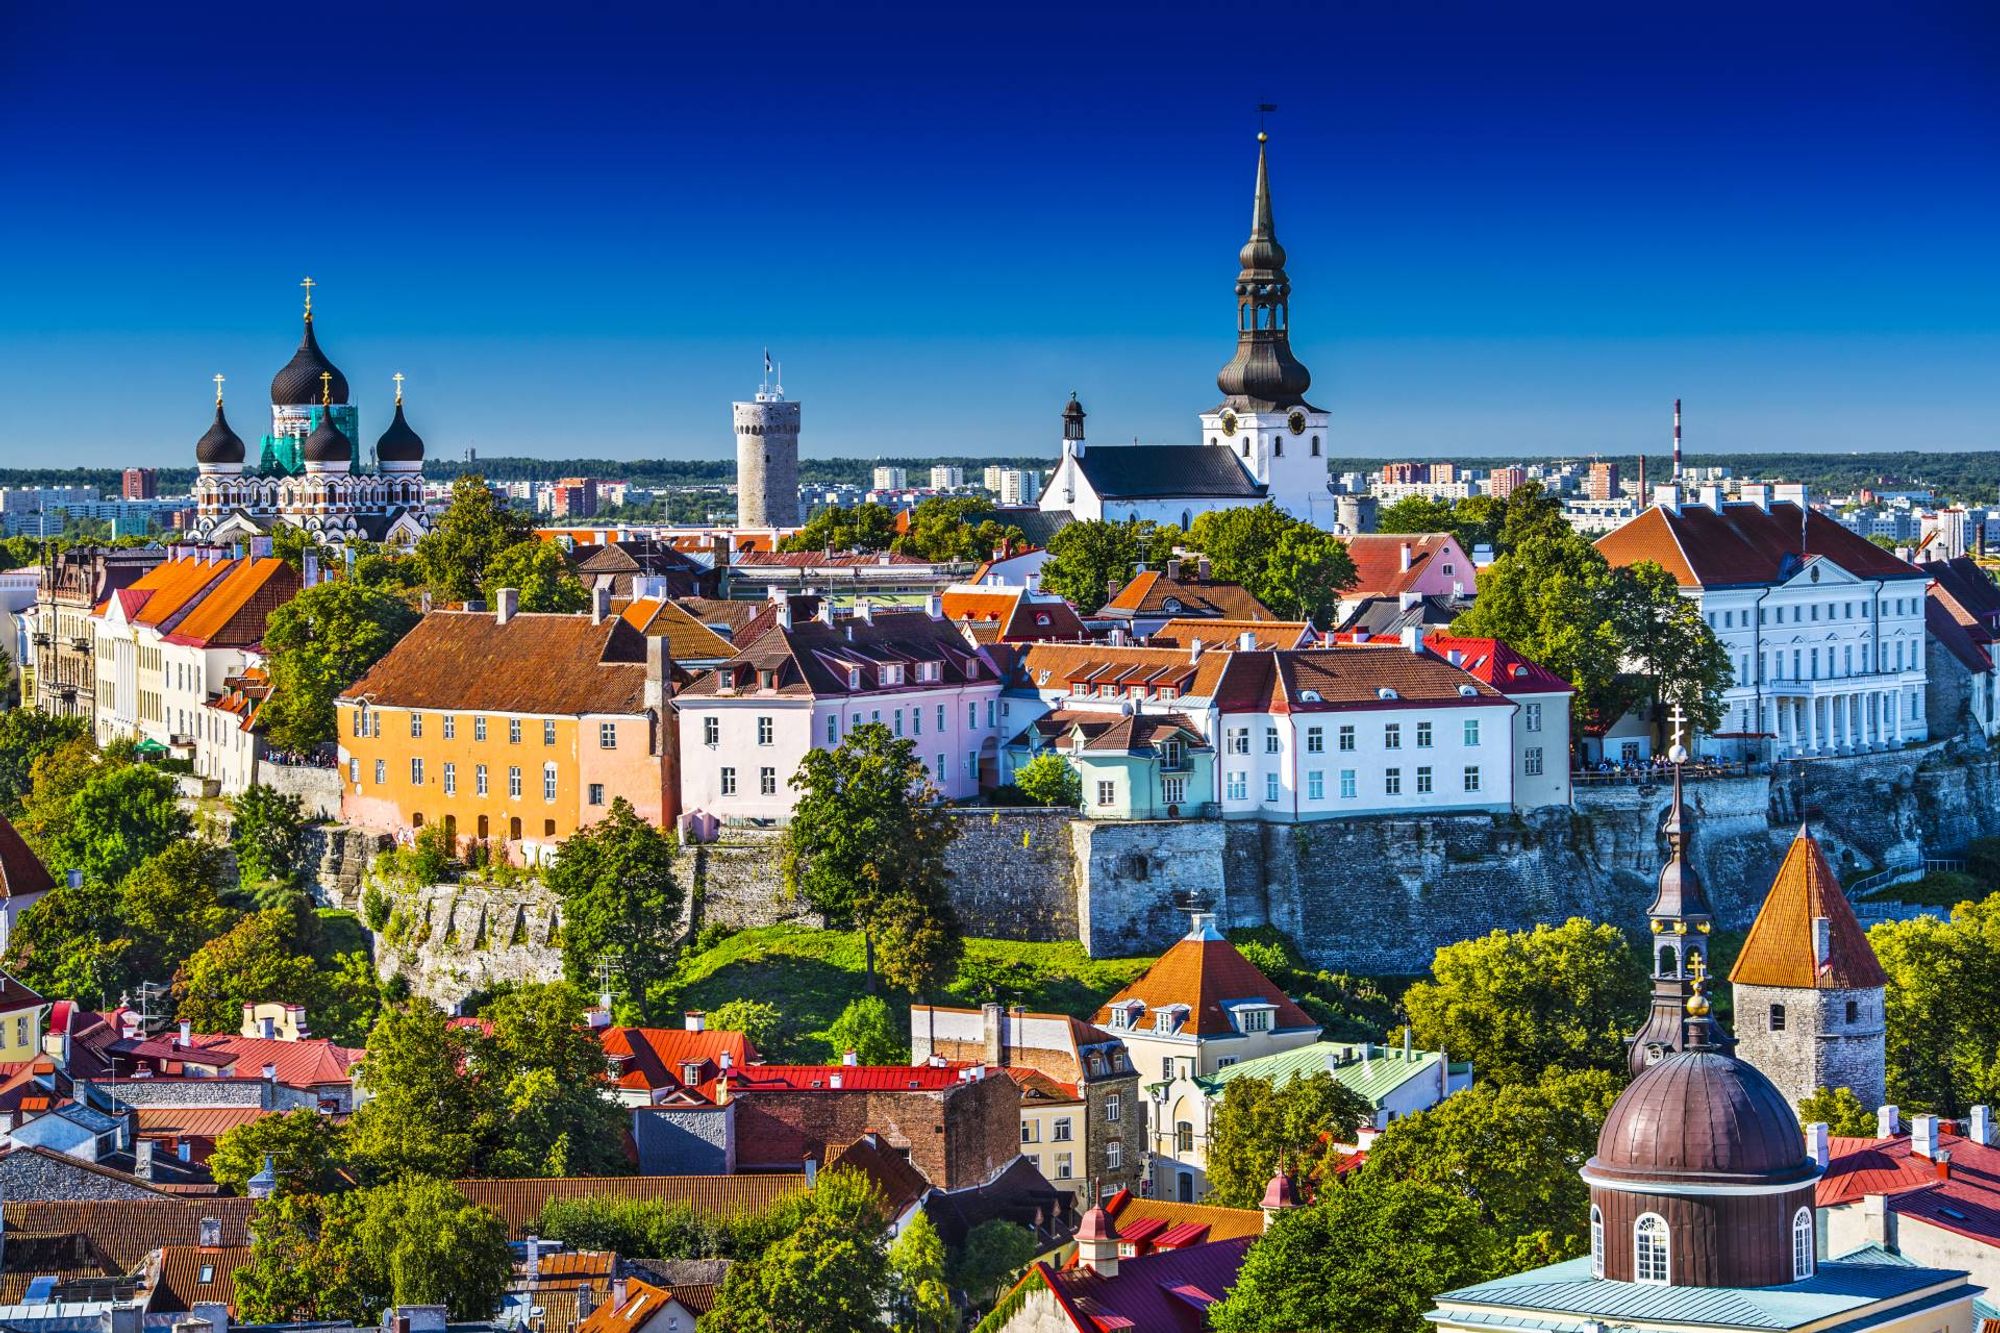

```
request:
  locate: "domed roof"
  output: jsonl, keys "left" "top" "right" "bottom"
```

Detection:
{"left": 271, "top": 316, "right": 349, "bottom": 407}
{"left": 1062, "top": 394, "right": 1085, "bottom": 421}
{"left": 194, "top": 403, "right": 246, "bottom": 466}
{"left": 1587, "top": 1038, "right": 1817, "bottom": 1189}
{"left": 301, "top": 410, "right": 353, "bottom": 466}
{"left": 375, "top": 401, "right": 425, "bottom": 463}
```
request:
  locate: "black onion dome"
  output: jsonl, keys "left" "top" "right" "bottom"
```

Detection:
{"left": 375, "top": 401, "right": 425, "bottom": 463}
{"left": 1587, "top": 1044, "right": 1816, "bottom": 1187}
{"left": 195, "top": 403, "right": 246, "bottom": 465}
{"left": 271, "top": 316, "right": 349, "bottom": 406}
{"left": 302, "top": 410, "right": 353, "bottom": 466}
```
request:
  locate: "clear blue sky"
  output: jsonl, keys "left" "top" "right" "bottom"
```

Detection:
{"left": 1, "top": 1, "right": 1994, "bottom": 467}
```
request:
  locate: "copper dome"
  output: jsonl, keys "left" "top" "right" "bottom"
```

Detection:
{"left": 1586, "top": 1045, "right": 1816, "bottom": 1189}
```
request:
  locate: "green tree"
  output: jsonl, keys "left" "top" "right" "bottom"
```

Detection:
{"left": 1402, "top": 918, "right": 1648, "bottom": 1086}
{"left": 783, "top": 725, "right": 962, "bottom": 995}
{"left": 949, "top": 1219, "right": 1038, "bottom": 1306}
{"left": 1037, "top": 519, "right": 1139, "bottom": 615}
{"left": 0, "top": 711, "right": 88, "bottom": 813}
{"left": 545, "top": 799, "right": 685, "bottom": 1022}
{"left": 698, "top": 1168, "right": 892, "bottom": 1333}
{"left": 14, "top": 733, "right": 104, "bottom": 860}
{"left": 1495, "top": 482, "right": 1567, "bottom": 552}
{"left": 1360, "top": 1069, "right": 1622, "bottom": 1267}
{"left": 1608, "top": 560, "right": 1734, "bottom": 734}
{"left": 894, "top": 497, "right": 1025, "bottom": 564}
{"left": 354, "top": 1177, "right": 513, "bottom": 1320}
{"left": 888, "top": 1209, "right": 953, "bottom": 1333}
{"left": 313, "top": 949, "right": 386, "bottom": 1046}
{"left": 1375, "top": 495, "right": 1461, "bottom": 538}
{"left": 173, "top": 910, "right": 320, "bottom": 1032}
{"left": 1797, "top": 1085, "right": 1881, "bottom": 1137}
{"left": 1257, "top": 524, "right": 1357, "bottom": 623}
{"left": 1449, "top": 494, "right": 1508, "bottom": 554}
{"left": 414, "top": 474, "right": 536, "bottom": 604}
{"left": 1186, "top": 503, "right": 1297, "bottom": 587}
{"left": 261, "top": 578, "right": 420, "bottom": 751}
{"left": 346, "top": 1000, "right": 491, "bottom": 1181}
{"left": 269, "top": 524, "right": 318, "bottom": 572}
{"left": 231, "top": 784, "right": 312, "bottom": 890}
{"left": 778, "top": 503, "right": 900, "bottom": 554}
{"left": 209, "top": 1108, "right": 350, "bottom": 1196}
{"left": 119, "top": 841, "right": 239, "bottom": 983}
{"left": 1871, "top": 902, "right": 2000, "bottom": 1114}
{"left": 41, "top": 761, "right": 189, "bottom": 889}
{"left": 3, "top": 877, "right": 131, "bottom": 1004}
{"left": 1204, "top": 1070, "right": 1375, "bottom": 1209}
{"left": 825, "top": 995, "right": 906, "bottom": 1065}
{"left": 707, "top": 998, "right": 784, "bottom": 1053}
{"left": 482, "top": 538, "right": 589, "bottom": 613}
{"left": 1207, "top": 1175, "right": 1503, "bottom": 1333}
{"left": 483, "top": 981, "right": 630, "bottom": 1176}
{"left": 1011, "top": 753, "right": 1080, "bottom": 808}
{"left": 233, "top": 1192, "right": 378, "bottom": 1324}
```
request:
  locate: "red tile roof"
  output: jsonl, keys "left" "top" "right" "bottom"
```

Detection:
{"left": 1344, "top": 533, "right": 1473, "bottom": 598}
{"left": 0, "top": 817, "right": 55, "bottom": 900}
{"left": 1819, "top": 1126, "right": 2000, "bottom": 1254}
{"left": 1003, "top": 643, "right": 1231, "bottom": 700}
{"left": 1209, "top": 644, "right": 1509, "bottom": 714}
{"left": 939, "top": 589, "right": 1090, "bottom": 643}
{"left": 1595, "top": 502, "right": 1924, "bottom": 589}
{"left": 123, "top": 1032, "right": 361, "bottom": 1087}
{"left": 720, "top": 1064, "right": 979, "bottom": 1094}
{"left": 1927, "top": 593, "right": 1993, "bottom": 674}
{"left": 1102, "top": 1193, "right": 1265, "bottom": 1243}
{"left": 153, "top": 1244, "right": 251, "bottom": 1313}
{"left": 1092, "top": 922, "right": 1316, "bottom": 1039}
{"left": 1420, "top": 633, "right": 1573, "bottom": 696}
{"left": 599, "top": 1026, "right": 757, "bottom": 1096}
{"left": 1728, "top": 828, "right": 1888, "bottom": 990}
{"left": 340, "top": 610, "right": 654, "bottom": 716}
{"left": 826, "top": 1132, "right": 933, "bottom": 1214}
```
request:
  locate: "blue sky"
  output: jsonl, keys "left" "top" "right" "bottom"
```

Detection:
{"left": 0, "top": 1, "right": 1995, "bottom": 466}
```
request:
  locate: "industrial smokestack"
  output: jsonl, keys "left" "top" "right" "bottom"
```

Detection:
{"left": 1672, "top": 399, "right": 1683, "bottom": 482}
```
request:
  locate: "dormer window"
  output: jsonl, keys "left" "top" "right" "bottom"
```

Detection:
{"left": 1035, "top": 613, "right": 1051, "bottom": 626}
{"left": 1162, "top": 598, "right": 1184, "bottom": 614}
{"left": 881, "top": 664, "right": 905, "bottom": 687}
{"left": 1236, "top": 1005, "right": 1274, "bottom": 1034}
{"left": 847, "top": 668, "right": 862, "bottom": 690}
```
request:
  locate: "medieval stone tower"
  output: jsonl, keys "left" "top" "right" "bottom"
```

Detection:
{"left": 734, "top": 357, "right": 800, "bottom": 528}
{"left": 1728, "top": 826, "right": 1889, "bottom": 1111}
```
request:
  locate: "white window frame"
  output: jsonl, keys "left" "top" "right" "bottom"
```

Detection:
{"left": 1792, "top": 1207, "right": 1813, "bottom": 1280}
{"left": 1590, "top": 1205, "right": 1604, "bottom": 1278}
{"left": 1634, "top": 1213, "right": 1670, "bottom": 1285}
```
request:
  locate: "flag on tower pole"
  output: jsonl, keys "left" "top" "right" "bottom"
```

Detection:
{"left": 763, "top": 349, "right": 773, "bottom": 377}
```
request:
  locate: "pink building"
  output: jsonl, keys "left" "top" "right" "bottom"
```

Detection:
{"left": 675, "top": 602, "right": 1004, "bottom": 824}
{"left": 1341, "top": 533, "right": 1477, "bottom": 602}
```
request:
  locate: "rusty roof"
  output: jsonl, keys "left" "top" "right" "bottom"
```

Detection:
{"left": 1006, "top": 643, "right": 1232, "bottom": 698}
{"left": 1209, "top": 644, "right": 1509, "bottom": 714}
{"left": 340, "top": 610, "right": 653, "bottom": 716}
{"left": 1728, "top": 827, "right": 1888, "bottom": 990}
{"left": 675, "top": 610, "right": 992, "bottom": 701}
{"left": 576, "top": 1277, "right": 718, "bottom": 1333}
{"left": 599, "top": 1027, "right": 758, "bottom": 1095}
{"left": 153, "top": 1244, "right": 250, "bottom": 1313}
{"left": 101, "top": 558, "right": 232, "bottom": 627}
{"left": 1102, "top": 571, "right": 1273, "bottom": 622}
{"left": 1596, "top": 502, "right": 1925, "bottom": 589}
{"left": 826, "top": 1133, "right": 933, "bottom": 1214}
{"left": 452, "top": 1175, "right": 806, "bottom": 1238}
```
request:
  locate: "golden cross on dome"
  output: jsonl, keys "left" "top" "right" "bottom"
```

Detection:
{"left": 1687, "top": 951, "right": 1707, "bottom": 990}
{"left": 320, "top": 371, "right": 332, "bottom": 407}
{"left": 212, "top": 373, "right": 225, "bottom": 406}
{"left": 393, "top": 372, "right": 405, "bottom": 405}
{"left": 300, "top": 276, "right": 316, "bottom": 317}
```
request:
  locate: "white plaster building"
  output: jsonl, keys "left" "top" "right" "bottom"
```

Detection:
{"left": 1597, "top": 500, "right": 1930, "bottom": 760}
{"left": 674, "top": 602, "right": 1005, "bottom": 825}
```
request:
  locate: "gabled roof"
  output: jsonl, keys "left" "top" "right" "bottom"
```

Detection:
{"left": 1920, "top": 557, "right": 2000, "bottom": 634}
{"left": 1149, "top": 619, "right": 1313, "bottom": 650}
{"left": 1729, "top": 827, "right": 1888, "bottom": 990}
{"left": 1332, "top": 593, "right": 1473, "bottom": 637}
{"left": 1596, "top": 502, "right": 1924, "bottom": 589}
{"left": 599, "top": 1026, "right": 757, "bottom": 1096}
{"left": 1092, "top": 918, "right": 1316, "bottom": 1039}
{"left": 120, "top": 1031, "right": 361, "bottom": 1086}
{"left": 1071, "top": 445, "right": 1265, "bottom": 502}
{"left": 1037, "top": 1235, "right": 1256, "bottom": 1332}
{"left": 575, "top": 1276, "right": 717, "bottom": 1333}
{"left": 1001, "top": 643, "right": 1232, "bottom": 700}
{"left": 939, "top": 588, "right": 1089, "bottom": 644}
{"left": 1421, "top": 633, "right": 1573, "bottom": 696}
{"left": 0, "top": 819, "right": 54, "bottom": 901}
{"left": 615, "top": 599, "right": 738, "bottom": 662}
{"left": 152, "top": 1244, "right": 251, "bottom": 1313}
{"left": 826, "top": 1132, "right": 932, "bottom": 1215}
{"left": 340, "top": 610, "right": 653, "bottom": 716}
{"left": 1103, "top": 1191, "right": 1264, "bottom": 1243}
{"left": 159, "top": 558, "right": 300, "bottom": 648}
{"left": 675, "top": 610, "right": 993, "bottom": 701}
{"left": 97, "top": 558, "right": 234, "bottom": 627}
{"left": 0, "top": 1199, "right": 259, "bottom": 1269}
{"left": 1209, "top": 644, "right": 1509, "bottom": 714}
{"left": 1344, "top": 533, "right": 1472, "bottom": 597}
{"left": 1102, "top": 571, "right": 1273, "bottom": 622}
{"left": 1191, "top": 1040, "right": 1469, "bottom": 1106}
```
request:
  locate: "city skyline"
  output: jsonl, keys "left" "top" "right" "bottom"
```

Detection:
{"left": 1, "top": 1, "right": 1995, "bottom": 467}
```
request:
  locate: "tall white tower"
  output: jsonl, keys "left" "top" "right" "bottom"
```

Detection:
{"left": 733, "top": 355, "right": 800, "bottom": 528}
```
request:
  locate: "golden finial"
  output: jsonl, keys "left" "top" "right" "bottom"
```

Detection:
{"left": 1685, "top": 952, "right": 1711, "bottom": 1016}
{"left": 1257, "top": 131, "right": 1267, "bottom": 143}
{"left": 212, "top": 374, "right": 225, "bottom": 406}
{"left": 320, "top": 371, "right": 332, "bottom": 407}
{"left": 393, "top": 372, "right": 405, "bottom": 406}
{"left": 300, "top": 275, "right": 316, "bottom": 319}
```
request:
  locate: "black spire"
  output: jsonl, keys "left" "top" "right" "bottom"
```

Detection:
{"left": 301, "top": 405, "right": 353, "bottom": 467}
{"left": 1062, "top": 393, "right": 1086, "bottom": 442}
{"left": 1215, "top": 133, "right": 1314, "bottom": 413}
{"left": 376, "top": 399, "right": 426, "bottom": 465}
{"left": 271, "top": 309, "right": 349, "bottom": 407}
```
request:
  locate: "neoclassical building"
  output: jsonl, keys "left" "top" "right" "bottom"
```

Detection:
{"left": 192, "top": 285, "right": 430, "bottom": 548}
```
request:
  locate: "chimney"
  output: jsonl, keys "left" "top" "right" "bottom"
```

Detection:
{"left": 179, "top": 1019, "right": 192, "bottom": 1048}
{"left": 1399, "top": 542, "right": 1412, "bottom": 572}
{"left": 685, "top": 1011, "right": 705, "bottom": 1033}
{"left": 1196, "top": 556, "right": 1212, "bottom": 581}
{"left": 1075, "top": 1206, "right": 1120, "bottom": 1277}
{"left": 842, "top": 1049, "right": 858, "bottom": 1066}
{"left": 1401, "top": 625, "right": 1425, "bottom": 654}
{"left": 1862, "top": 1192, "right": 1893, "bottom": 1247}
{"left": 1806, "top": 1122, "right": 1830, "bottom": 1170}
{"left": 719, "top": 1050, "right": 732, "bottom": 1071}
{"left": 1812, "top": 917, "right": 1832, "bottom": 974}
{"left": 982, "top": 1001, "right": 1004, "bottom": 1067}
{"left": 1935, "top": 1149, "right": 1953, "bottom": 1181}
{"left": 1165, "top": 558, "right": 1183, "bottom": 582}
{"left": 525, "top": 1234, "right": 540, "bottom": 1283}
{"left": 1238, "top": 631, "right": 1256, "bottom": 650}
{"left": 591, "top": 585, "right": 612, "bottom": 625}
{"left": 802, "top": 1154, "right": 817, "bottom": 1185}
{"left": 1972, "top": 1105, "right": 1993, "bottom": 1147}
{"left": 1878, "top": 1104, "right": 1900, "bottom": 1139}
{"left": 857, "top": 601, "right": 875, "bottom": 625}
{"left": 495, "top": 588, "right": 520, "bottom": 625}
{"left": 829, "top": 1071, "right": 843, "bottom": 1089}
{"left": 776, "top": 600, "right": 793, "bottom": 630}
{"left": 926, "top": 594, "right": 942, "bottom": 619}
{"left": 135, "top": 1138, "right": 154, "bottom": 1180}
{"left": 644, "top": 633, "right": 672, "bottom": 714}
{"left": 1399, "top": 590, "right": 1421, "bottom": 611}
{"left": 1913, "top": 1113, "right": 1942, "bottom": 1161}
{"left": 262, "top": 1062, "right": 276, "bottom": 1084}
{"left": 198, "top": 1216, "right": 220, "bottom": 1249}
{"left": 1189, "top": 638, "right": 1203, "bottom": 664}
{"left": 609, "top": 1279, "right": 627, "bottom": 1315}
{"left": 575, "top": 1287, "right": 597, "bottom": 1325}
{"left": 247, "top": 1155, "right": 277, "bottom": 1199}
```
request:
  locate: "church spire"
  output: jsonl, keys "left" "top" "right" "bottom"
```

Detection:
{"left": 1216, "top": 132, "right": 1313, "bottom": 412}
{"left": 1628, "top": 705, "right": 1718, "bottom": 1074}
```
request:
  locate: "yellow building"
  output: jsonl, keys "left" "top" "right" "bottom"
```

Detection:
{"left": 0, "top": 970, "right": 47, "bottom": 1063}
{"left": 336, "top": 592, "right": 678, "bottom": 862}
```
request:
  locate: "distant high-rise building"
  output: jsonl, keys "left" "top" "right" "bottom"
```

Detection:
{"left": 1488, "top": 465, "right": 1527, "bottom": 499}
{"left": 121, "top": 468, "right": 158, "bottom": 501}
{"left": 982, "top": 465, "right": 1005, "bottom": 493}
{"left": 996, "top": 469, "right": 1040, "bottom": 506}
{"left": 873, "top": 466, "right": 909, "bottom": 491}
{"left": 1585, "top": 462, "right": 1621, "bottom": 501}
{"left": 1381, "top": 462, "right": 1422, "bottom": 485}
{"left": 1428, "top": 462, "right": 1458, "bottom": 484}
{"left": 551, "top": 478, "right": 598, "bottom": 519}
{"left": 930, "top": 466, "right": 966, "bottom": 491}
{"left": 734, "top": 357, "right": 800, "bottom": 527}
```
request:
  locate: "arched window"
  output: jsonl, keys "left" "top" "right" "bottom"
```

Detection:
{"left": 1634, "top": 1213, "right": 1670, "bottom": 1285}
{"left": 1659, "top": 943, "right": 1678, "bottom": 977}
{"left": 1311, "top": 435, "right": 1321, "bottom": 457}
{"left": 1792, "top": 1207, "right": 1814, "bottom": 1280}
{"left": 1590, "top": 1206, "right": 1604, "bottom": 1277}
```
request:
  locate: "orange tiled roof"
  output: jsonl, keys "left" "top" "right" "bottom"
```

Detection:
{"left": 102, "top": 558, "right": 231, "bottom": 627}
{"left": 340, "top": 610, "right": 653, "bottom": 716}
{"left": 160, "top": 558, "right": 300, "bottom": 648}
{"left": 1, "top": 1199, "right": 259, "bottom": 1269}
{"left": 1344, "top": 533, "right": 1470, "bottom": 597}
{"left": 1105, "top": 1192, "right": 1264, "bottom": 1242}
{"left": 153, "top": 1244, "right": 251, "bottom": 1313}
{"left": 1596, "top": 503, "right": 1923, "bottom": 589}
{"left": 1103, "top": 571, "right": 1273, "bottom": 622}
{"left": 577, "top": 1276, "right": 718, "bottom": 1333}
{"left": 599, "top": 1026, "right": 758, "bottom": 1095}
{"left": 616, "top": 599, "right": 737, "bottom": 661}
{"left": 1150, "top": 619, "right": 1312, "bottom": 650}
{"left": 1728, "top": 828, "right": 1888, "bottom": 990}
{"left": 1006, "top": 642, "right": 1233, "bottom": 699}
{"left": 1092, "top": 922, "right": 1315, "bottom": 1038}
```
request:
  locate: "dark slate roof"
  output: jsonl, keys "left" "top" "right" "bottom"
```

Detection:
{"left": 270, "top": 316, "right": 348, "bottom": 406}
{"left": 301, "top": 411, "right": 352, "bottom": 466}
{"left": 375, "top": 401, "right": 425, "bottom": 462}
{"left": 1922, "top": 556, "right": 2000, "bottom": 631}
{"left": 1073, "top": 446, "right": 1264, "bottom": 501}
{"left": 921, "top": 1155, "right": 1073, "bottom": 1251}
{"left": 193, "top": 404, "right": 246, "bottom": 466}
{"left": 1332, "top": 593, "right": 1472, "bottom": 637}
{"left": 993, "top": 508, "right": 1074, "bottom": 550}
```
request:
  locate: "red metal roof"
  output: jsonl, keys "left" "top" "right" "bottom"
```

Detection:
{"left": 1421, "top": 633, "right": 1573, "bottom": 696}
{"left": 599, "top": 1026, "right": 756, "bottom": 1095}
{"left": 1039, "top": 1235, "right": 1255, "bottom": 1332}
{"left": 721, "top": 1064, "right": 978, "bottom": 1093}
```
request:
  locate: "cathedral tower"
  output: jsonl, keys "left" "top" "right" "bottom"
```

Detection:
{"left": 734, "top": 355, "right": 800, "bottom": 528}
{"left": 1627, "top": 737, "right": 1716, "bottom": 1074}
{"left": 1199, "top": 132, "right": 1330, "bottom": 524}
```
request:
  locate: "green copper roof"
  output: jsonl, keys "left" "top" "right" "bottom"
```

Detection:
{"left": 1187, "top": 1041, "right": 1472, "bottom": 1107}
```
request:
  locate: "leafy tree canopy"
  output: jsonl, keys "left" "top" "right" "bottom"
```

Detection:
{"left": 231, "top": 784, "right": 312, "bottom": 890}
{"left": 778, "top": 503, "right": 900, "bottom": 555}
{"left": 707, "top": 998, "right": 784, "bottom": 1054}
{"left": 546, "top": 799, "right": 685, "bottom": 1022}
{"left": 1797, "top": 1085, "right": 1881, "bottom": 1138}
{"left": 261, "top": 578, "right": 420, "bottom": 752}
{"left": 482, "top": 538, "right": 589, "bottom": 613}
{"left": 482, "top": 981, "right": 630, "bottom": 1177}
{"left": 414, "top": 474, "right": 536, "bottom": 604}
{"left": 346, "top": 1000, "right": 489, "bottom": 1182}
{"left": 1870, "top": 898, "right": 2000, "bottom": 1114}
{"left": 36, "top": 759, "right": 189, "bottom": 890}
{"left": 1012, "top": 752, "right": 1080, "bottom": 808}
{"left": 825, "top": 995, "right": 907, "bottom": 1065}
{"left": 1204, "top": 1069, "right": 1375, "bottom": 1209}
{"left": 210, "top": 1108, "right": 350, "bottom": 1197}
{"left": 1186, "top": 503, "right": 1356, "bottom": 622}
{"left": 0, "top": 711, "right": 88, "bottom": 814}
{"left": 698, "top": 1167, "right": 891, "bottom": 1333}
{"left": 173, "top": 909, "right": 320, "bottom": 1033}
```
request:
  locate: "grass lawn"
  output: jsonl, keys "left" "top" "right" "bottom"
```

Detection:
{"left": 1868, "top": 871, "right": 1989, "bottom": 910}
{"left": 314, "top": 908, "right": 374, "bottom": 964}
{"left": 663, "top": 925, "right": 1158, "bottom": 1063}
